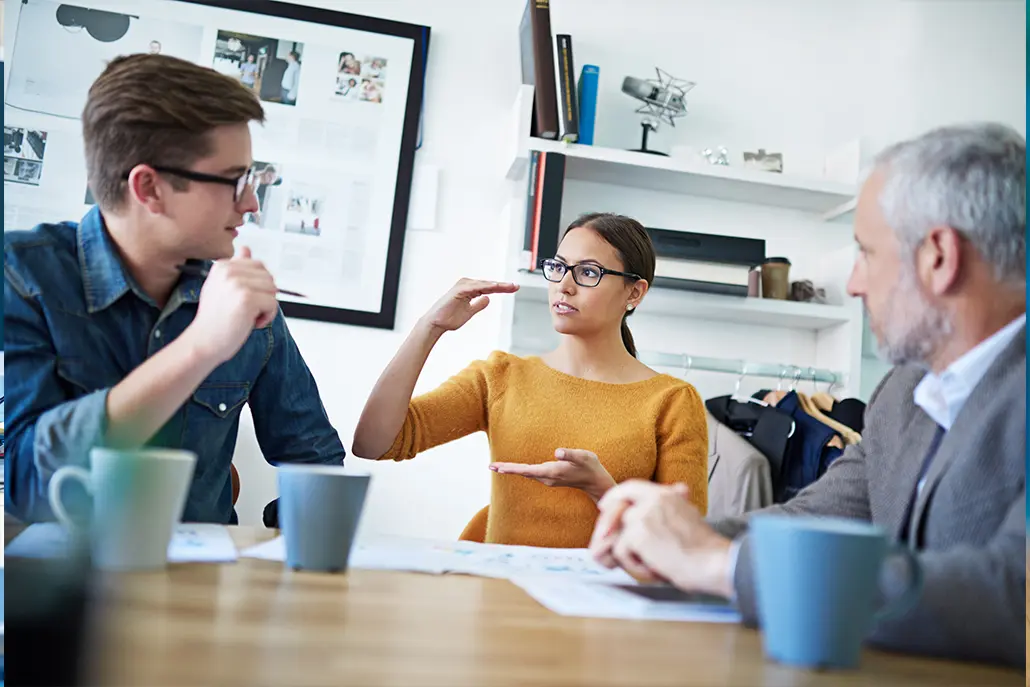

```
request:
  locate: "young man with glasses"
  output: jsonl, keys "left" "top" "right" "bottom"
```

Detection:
{"left": 4, "top": 54, "right": 346, "bottom": 524}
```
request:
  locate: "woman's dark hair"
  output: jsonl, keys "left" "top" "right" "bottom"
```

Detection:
{"left": 563, "top": 212, "right": 656, "bottom": 357}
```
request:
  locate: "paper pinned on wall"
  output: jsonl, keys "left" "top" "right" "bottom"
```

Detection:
{"left": 407, "top": 164, "right": 439, "bottom": 231}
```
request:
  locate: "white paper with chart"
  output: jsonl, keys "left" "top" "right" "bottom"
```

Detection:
{"left": 511, "top": 575, "right": 742, "bottom": 623}
{"left": 241, "top": 534, "right": 640, "bottom": 584}
{"left": 5, "top": 522, "right": 239, "bottom": 563}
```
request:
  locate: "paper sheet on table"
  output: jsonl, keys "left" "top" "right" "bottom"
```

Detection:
{"left": 165, "top": 523, "right": 239, "bottom": 563}
{"left": 241, "top": 535, "right": 446, "bottom": 574}
{"left": 241, "top": 535, "right": 639, "bottom": 584}
{"left": 5, "top": 522, "right": 238, "bottom": 563}
{"left": 512, "top": 575, "right": 742, "bottom": 623}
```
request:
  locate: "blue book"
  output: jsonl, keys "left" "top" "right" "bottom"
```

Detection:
{"left": 577, "top": 64, "right": 599, "bottom": 145}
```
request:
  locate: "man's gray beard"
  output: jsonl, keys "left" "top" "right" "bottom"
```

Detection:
{"left": 872, "top": 269, "right": 953, "bottom": 368}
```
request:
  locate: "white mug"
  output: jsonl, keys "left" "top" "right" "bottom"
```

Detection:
{"left": 47, "top": 447, "right": 197, "bottom": 570}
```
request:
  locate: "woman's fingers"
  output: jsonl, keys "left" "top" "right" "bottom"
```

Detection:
{"left": 489, "top": 461, "right": 557, "bottom": 478}
{"left": 455, "top": 279, "right": 519, "bottom": 299}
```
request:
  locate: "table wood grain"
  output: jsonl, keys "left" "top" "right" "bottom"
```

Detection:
{"left": 19, "top": 526, "right": 1002, "bottom": 687}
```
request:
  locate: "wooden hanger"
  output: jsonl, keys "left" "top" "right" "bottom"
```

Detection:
{"left": 810, "top": 373, "right": 838, "bottom": 412}
{"left": 789, "top": 370, "right": 860, "bottom": 446}
{"left": 811, "top": 392, "right": 836, "bottom": 412}
{"left": 798, "top": 390, "right": 861, "bottom": 445}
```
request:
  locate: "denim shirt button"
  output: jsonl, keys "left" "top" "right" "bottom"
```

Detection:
{"left": 218, "top": 403, "right": 227, "bottom": 412}
{"left": 154, "top": 329, "right": 161, "bottom": 338}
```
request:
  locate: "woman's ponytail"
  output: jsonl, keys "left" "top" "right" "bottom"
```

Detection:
{"left": 620, "top": 315, "right": 637, "bottom": 358}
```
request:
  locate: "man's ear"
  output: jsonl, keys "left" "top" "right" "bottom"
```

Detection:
{"left": 922, "top": 225, "right": 962, "bottom": 295}
{"left": 125, "top": 165, "right": 167, "bottom": 215}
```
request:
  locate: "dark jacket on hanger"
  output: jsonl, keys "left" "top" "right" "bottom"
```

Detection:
{"left": 829, "top": 397, "right": 866, "bottom": 433}
{"left": 775, "top": 391, "right": 842, "bottom": 502}
{"left": 705, "top": 395, "right": 794, "bottom": 492}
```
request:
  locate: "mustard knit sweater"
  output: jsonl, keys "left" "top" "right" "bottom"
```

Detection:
{"left": 377, "top": 351, "right": 709, "bottom": 548}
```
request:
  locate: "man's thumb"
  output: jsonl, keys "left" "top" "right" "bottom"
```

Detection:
{"left": 236, "top": 245, "right": 252, "bottom": 259}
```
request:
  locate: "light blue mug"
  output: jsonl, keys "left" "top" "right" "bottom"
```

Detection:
{"left": 277, "top": 466, "right": 370, "bottom": 573}
{"left": 750, "top": 514, "right": 923, "bottom": 670}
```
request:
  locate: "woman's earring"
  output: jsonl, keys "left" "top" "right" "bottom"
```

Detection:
{"left": 626, "top": 303, "right": 634, "bottom": 311}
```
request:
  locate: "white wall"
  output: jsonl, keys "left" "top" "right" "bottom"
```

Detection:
{"left": 233, "top": 0, "right": 527, "bottom": 535}
{"left": 224, "top": 0, "right": 1026, "bottom": 539}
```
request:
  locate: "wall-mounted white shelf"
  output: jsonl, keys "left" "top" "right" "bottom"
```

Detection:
{"left": 820, "top": 196, "right": 857, "bottom": 222}
{"left": 499, "top": 85, "right": 867, "bottom": 396}
{"left": 506, "top": 137, "right": 857, "bottom": 216}
{"left": 512, "top": 271, "right": 856, "bottom": 331}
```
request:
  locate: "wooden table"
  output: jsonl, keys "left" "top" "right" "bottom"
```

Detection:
{"left": 8, "top": 525, "right": 1024, "bottom": 686}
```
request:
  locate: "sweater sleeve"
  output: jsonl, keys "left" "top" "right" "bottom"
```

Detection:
{"left": 653, "top": 383, "right": 709, "bottom": 515}
{"left": 376, "top": 351, "right": 507, "bottom": 462}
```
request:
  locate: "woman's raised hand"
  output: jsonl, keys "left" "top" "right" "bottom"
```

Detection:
{"left": 423, "top": 278, "right": 519, "bottom": 333}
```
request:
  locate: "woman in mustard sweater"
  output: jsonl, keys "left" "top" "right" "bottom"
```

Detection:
{"left": 352, "top": 213, "right": 708, "bottom": 548}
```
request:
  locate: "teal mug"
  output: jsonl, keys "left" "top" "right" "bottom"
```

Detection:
{"left": 750, "top": 514, "right": 923, "bottom": 670}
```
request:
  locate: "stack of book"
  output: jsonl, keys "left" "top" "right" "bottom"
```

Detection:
{"left": 519, "top": 0, "right": 598, "bottom": 145}
{"left": 646, "top": 228, "right": 766, "bottom": 298}
{"left": 520, "top": 149, "right": 565, "bottom": 272}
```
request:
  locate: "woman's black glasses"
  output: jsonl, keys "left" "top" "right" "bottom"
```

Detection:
{"left": 539, "top": 258, "right": 641, "bottom": 288}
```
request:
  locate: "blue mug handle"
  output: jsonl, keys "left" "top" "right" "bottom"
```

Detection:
{"left": 873, "top": 543, "right": 923, "bottom": 622}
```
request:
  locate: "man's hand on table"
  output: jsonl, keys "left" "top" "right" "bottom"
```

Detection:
{"left": 589, "top": 480, "right": 736, "bottom": 598}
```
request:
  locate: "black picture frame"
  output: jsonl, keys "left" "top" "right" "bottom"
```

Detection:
{"left": 179, "top": 0, "right": 430, "bottom": 330}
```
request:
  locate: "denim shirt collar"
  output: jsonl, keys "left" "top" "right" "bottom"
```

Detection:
{"left": 77, "top": 205, "right": 205, "bottom": 312}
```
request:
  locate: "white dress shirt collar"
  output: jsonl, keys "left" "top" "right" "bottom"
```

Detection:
{"left": 913, "top": 313, "right": 1026, "bottom": 430}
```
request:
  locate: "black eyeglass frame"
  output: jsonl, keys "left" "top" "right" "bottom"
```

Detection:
{"left": 539, "top": 257, "right": 642, "bottom": 288}
{"left": 123, "top": 165, "right": 257, "bottom": 203}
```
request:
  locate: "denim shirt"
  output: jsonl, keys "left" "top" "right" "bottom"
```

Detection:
{"left": 4, "top": 207, "right": 346, "bottom": 524}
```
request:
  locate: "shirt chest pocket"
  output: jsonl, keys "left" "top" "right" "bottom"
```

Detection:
{"left": 189, "top": 383, "right": 251, "bottom": 422}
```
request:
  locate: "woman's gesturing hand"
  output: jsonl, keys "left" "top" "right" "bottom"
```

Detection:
{"left": 422, "top": 278, "right": 519, "bottom": 333}
{"left": 490, "top": 448, "right": 617, "bottom": 503}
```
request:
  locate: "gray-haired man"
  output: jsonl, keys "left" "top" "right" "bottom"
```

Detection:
{"left": 590, "top": 122, "right": 1026, "bottom": 667}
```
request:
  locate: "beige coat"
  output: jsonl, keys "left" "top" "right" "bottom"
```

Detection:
{"left": 706, "top": 411, "right": 773, "bottom": 519}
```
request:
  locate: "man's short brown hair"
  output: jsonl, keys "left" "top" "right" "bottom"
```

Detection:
{"left": 82, "top": 54, "right": 265, "bottom": 211}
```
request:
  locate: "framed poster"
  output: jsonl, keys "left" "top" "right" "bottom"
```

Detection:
{"left": 3, "top": 0, "right": 429, "bottom": 329}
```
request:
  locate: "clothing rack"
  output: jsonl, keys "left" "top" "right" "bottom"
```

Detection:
{"left": 633, "top": 350, "right": 841, "bottom": 386}
{"left": 510, "top": 346, "right": 842, "bottom": 387}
